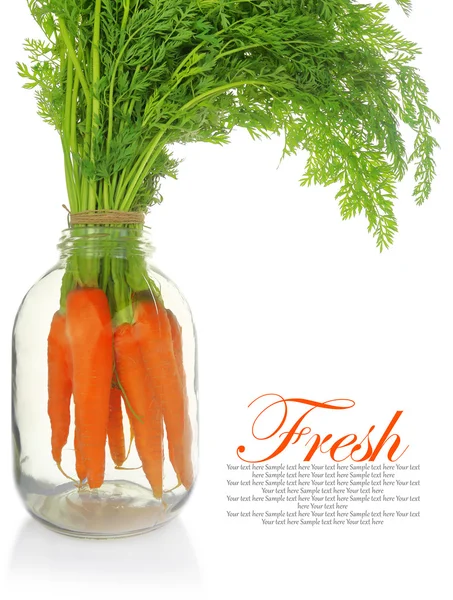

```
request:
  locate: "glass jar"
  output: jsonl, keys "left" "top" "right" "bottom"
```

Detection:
{"left": 12, "top": 226, "right": 198, "bottom": 538}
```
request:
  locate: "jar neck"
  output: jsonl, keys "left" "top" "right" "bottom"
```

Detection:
{"left": 57, "top": 225, "right": 156, "bottom": 309}
{"left": 58, "top": 225, "right": 154, "bottom": 261}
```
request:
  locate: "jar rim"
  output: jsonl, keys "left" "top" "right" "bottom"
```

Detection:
{"left": 58, "top": 225, "right": 154, "bottom": 260}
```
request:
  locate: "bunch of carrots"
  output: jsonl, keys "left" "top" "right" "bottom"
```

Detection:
{"left": 47, "top": 286, "right": 193, "bottom": 499}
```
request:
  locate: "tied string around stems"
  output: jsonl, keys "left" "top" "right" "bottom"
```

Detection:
{"left": 62, "top": 205, "right": 145, "bottom": 226}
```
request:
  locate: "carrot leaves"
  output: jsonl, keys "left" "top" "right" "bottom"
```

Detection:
{"left": 19, "top": 0, "right": 438, "bottom": 249}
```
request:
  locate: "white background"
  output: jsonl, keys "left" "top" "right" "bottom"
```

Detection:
{"left": 0, "top": 1, "right": 452, "bottom": 598}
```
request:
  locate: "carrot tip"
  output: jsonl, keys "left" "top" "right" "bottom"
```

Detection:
{"left": 56, "top": 462, "right": 79, "bottom": 485}
{"left": 114, "top": 465, "right": 143, "bottom": 471}
{"left": 125, "top": 432, "right": 135, "bottom": 462}
{"left": 163, "top": 479, "right": 183, "bottom": 494}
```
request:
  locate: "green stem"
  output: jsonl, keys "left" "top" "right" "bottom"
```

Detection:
{"left": 119, "top": 136, "right": 166, "bottom": 210}
{"left": 111, "top": 248, "right": 134, "bottom": 325}
{"left": 58, "top": 18, "right": 90, "bottom": 101}
{"left": 71, "top": 73, "right": 80, "bottom": 209}
{"left": 62, "top": 57, "right": 78, "bottom": 211}
{"left": 62, "top": 149, "right": 77, "bottom": 212}
{"left": 89, "top": 0, "right": 102, "bottom": 211}
{"left": 103, "top": 180, "right": 110, "bottom": 210}
{"left": 121, "top": 0, "right": 130, "bottom": 31}
{"left": 119, "top": 130, "right": 166, "bottom": 210}
{"left": 101, "top": 255, "right": 111, "bottom": 293}
{"left": 79, "top": 40, "right": 91, "bottom": 212}
{"left": 106, "top": 52, "right": 126, "bottom": 159}
{"left": 114, "top": 170, "right": 128, "bottom": 209}
{"left": 82, "top": 91, "right": 92, "bottom": 212}
{"left": 106, "top": 12, "right": 152, "bottom": 159}
{"left": 64, "top": 57, "right": 73, "bottom": 136}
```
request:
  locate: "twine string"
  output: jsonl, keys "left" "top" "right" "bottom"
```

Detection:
{"left": 62, "top": 205, "right": 145, "bottom": 225}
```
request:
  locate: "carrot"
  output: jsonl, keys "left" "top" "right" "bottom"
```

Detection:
{"left": 166, "top": 308, "right": 193, "bottom": 482}
{"left": 66, "top": 288, "right": 113, "bottom": 489}
{"left": 114, "top": 323, "right": 163, "bottom": 498}
{"left": 47, "top": 311, "right": 72, "bottom": 464}
{"left": 166, "top": 309, "right": 188, "bottom": 401}
{"left": 107, "top": 387, "right": 126, "bottom": 467}
{"left": 135, "top": 301, "right": 193, "bottom": 490}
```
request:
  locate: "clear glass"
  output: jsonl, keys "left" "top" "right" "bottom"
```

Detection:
{"left": 12, "top": 226, "right": 198, "bottom": 538}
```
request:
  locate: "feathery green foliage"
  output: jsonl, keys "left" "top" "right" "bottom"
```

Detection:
{"left": 19, "top": 0, "right": 438, "bottom": 248}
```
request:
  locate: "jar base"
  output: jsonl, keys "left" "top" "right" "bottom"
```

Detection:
{"left": 23, "top": 479, "right": 186, "bottom": 539}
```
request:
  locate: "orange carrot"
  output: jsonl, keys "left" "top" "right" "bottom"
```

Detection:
{"left": 66, "top": 288, "right": 113, "bottom": 489}
{"left": 114, "top": 323, "right": 163, "bottom": 498}
{"left": 107, "top": 387, "right": 126, "bottom": 467}
{"left": 47, "top": 311, "right": 72, "bottom": 464}
{"left": 166, "top": 308, "right": 193, "bottom": 482}
{"left": 166, "top": 309, "right": 188, "bottom": 400}
{"left": 135, "top": 301, "right": 193, "bottom": 490}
